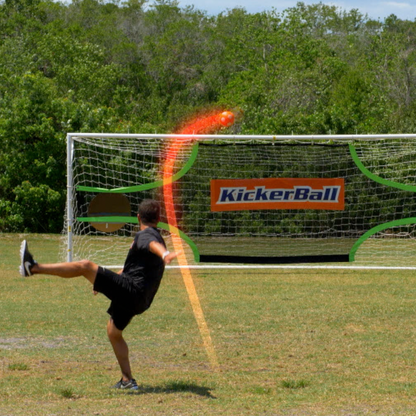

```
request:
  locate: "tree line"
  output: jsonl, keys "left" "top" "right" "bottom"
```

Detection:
{"left": 1, "top": 0, "right": 416, "bottom": 233}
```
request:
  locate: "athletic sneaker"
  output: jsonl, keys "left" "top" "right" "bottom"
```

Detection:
{"left": 111, "top": 378, "right": 139, "bottom": 391}
{"left": 19, "top": 240, "right": 37, "bottom": 277}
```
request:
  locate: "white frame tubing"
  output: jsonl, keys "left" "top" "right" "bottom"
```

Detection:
{"left": 104, "top": 265, "right": 416, "bottom": 270}
{"left": 66, "top": 135, "right": 74, "bottom": 262}
{"left": 67, "top": 133, "right": 416, "bottom": 141}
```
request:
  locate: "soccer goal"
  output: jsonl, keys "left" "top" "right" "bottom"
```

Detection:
{"left": 63, "top": 133, "right": 416, "bottom": 269}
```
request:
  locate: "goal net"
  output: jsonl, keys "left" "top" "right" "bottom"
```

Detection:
{"left": 63, "top": 133, "right": 416, "bottom": 268}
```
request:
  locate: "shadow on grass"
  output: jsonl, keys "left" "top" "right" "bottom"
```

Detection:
{"left": 127, "top": 380, "right": 216, "bottom": 398}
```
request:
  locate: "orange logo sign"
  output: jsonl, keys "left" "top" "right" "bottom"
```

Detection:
{"left": 211, "top": 178, "right": 345, "bottom": 212}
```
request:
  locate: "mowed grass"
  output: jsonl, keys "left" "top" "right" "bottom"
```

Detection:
{"left": 2, "top": 234, "right": 416, "bottom": 415}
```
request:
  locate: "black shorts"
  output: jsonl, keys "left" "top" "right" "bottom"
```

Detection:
{"left": 94, "top": 267, "right": 147, "bottom": 331}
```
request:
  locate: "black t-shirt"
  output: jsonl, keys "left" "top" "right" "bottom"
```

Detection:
{"left": 123, "top": 227, "right": 166, "bottom": 308}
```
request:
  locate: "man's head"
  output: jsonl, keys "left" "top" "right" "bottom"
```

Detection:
{"left": 138, "top": 199, "right": 161, "bottom": 226}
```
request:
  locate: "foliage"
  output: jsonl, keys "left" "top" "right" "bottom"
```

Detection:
{"left": 1, "top": 0, "right": 416, "bottom": 231}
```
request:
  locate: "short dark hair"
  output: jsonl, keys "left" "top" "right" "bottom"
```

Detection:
{"left": 138, "top": 199, "right": 160, "bottom": 225}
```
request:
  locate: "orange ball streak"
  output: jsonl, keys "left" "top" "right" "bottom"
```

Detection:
{"left": 162, "top": 111, "right": 234, "bottom": 371}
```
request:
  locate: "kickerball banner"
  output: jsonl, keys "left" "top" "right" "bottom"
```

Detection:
{"left": 210, "top": 178, "right": 345, "bottom": 212}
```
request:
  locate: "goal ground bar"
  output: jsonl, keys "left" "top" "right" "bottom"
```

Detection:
{"left": 103, "top": 265, "right": 416, "bottom": 270}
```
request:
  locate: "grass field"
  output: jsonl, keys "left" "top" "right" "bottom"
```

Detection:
{"left": 2, "top": 234, "right": 416, "bottom": 415}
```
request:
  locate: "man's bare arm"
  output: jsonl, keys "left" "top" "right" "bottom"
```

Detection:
{"left": 149, "top": 241, "right": 178, "bottom": 265}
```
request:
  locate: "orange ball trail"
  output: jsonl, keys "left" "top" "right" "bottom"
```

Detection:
{"left": 162, "top": 110, "right": 235, "bottom": 371}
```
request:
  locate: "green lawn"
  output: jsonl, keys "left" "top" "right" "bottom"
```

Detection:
{"left": 1, "top": 233, "right": 416, "bottom": 415}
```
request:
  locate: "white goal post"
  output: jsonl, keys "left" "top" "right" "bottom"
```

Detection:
{"left": 63, "top": 133, "right": 416, "bottom": 270}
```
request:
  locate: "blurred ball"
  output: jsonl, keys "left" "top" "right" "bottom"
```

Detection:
{"left": 219, "top": 111, "right": 235, "bottom": 127}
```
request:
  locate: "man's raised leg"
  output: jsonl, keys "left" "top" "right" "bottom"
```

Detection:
{"left": 31, "top": 260, "right": 99, "bottom": 284}
{"left": 20, "top": 240, "right": 98, "bottom": 284}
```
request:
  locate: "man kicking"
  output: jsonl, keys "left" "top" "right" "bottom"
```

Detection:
{"left": 19, "top": 199, "right": 177, "bottom": 391}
